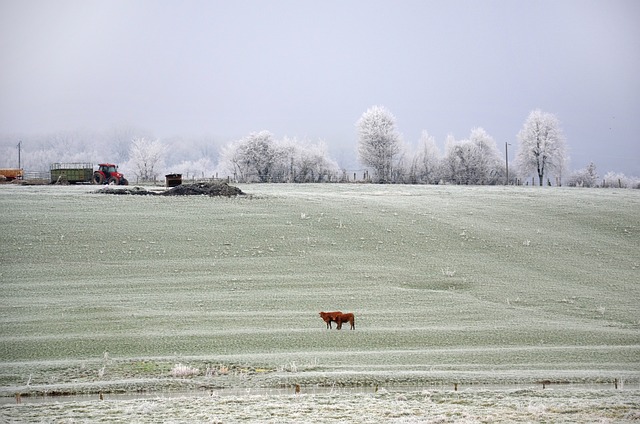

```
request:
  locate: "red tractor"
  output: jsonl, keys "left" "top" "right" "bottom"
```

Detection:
{"left": 92, "top": 163, "right": 129, "bottom": 185}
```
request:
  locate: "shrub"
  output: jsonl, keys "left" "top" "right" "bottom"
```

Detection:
{"left": 170, "top": 363, "right": 199, "bottom": 378}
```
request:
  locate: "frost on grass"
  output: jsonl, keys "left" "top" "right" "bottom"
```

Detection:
{"left": 2, "top": 184, "right": 640, "bottom": 404}
{"left": 3, "top": 389, "right": 639, "bottom": 423}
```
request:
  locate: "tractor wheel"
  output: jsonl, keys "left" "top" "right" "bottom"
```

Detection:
{"left": 92, "top": 172, "right": 105, "bottom": 184}
{"left": 108, "top": 176, "right": 120, "bottom": 185}
{"left": 121, "top": 178, "right": 129, "bottom": 185}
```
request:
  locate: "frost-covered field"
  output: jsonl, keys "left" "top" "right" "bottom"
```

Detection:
{"left": 1, "top": 183, "right": 639, "bottom": 422}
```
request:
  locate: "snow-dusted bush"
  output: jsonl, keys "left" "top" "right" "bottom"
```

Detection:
{"left": 218, "top": 132, "right": 339, "bottom": 183}
{"left": 600, "top": 172, "right": 640, "bottom": 189}
{"left": 567, "top": 162, "right": 598, "bottom": 187}
{"left": 272, "top": 137, "right": 340, "bottom": 183}
{"left": 409, "top": 131, "right": 442, "bottom": 184}
{"left": 442, "top": 129, "right": 504, "bottom": 185}
{"left": 167, "top": 157, "right": 216, "bottom": 180}
{"left": 171, "top": 363, "right": 199, "bottom": 378}
{"left": 441, "top": 267, "right": 456, "bottom": 277}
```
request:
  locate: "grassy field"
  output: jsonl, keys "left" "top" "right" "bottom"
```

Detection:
{"left": 1, "top": 183, "right": 639, "bottom": 421}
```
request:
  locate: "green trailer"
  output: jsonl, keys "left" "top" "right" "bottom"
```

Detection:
{"left": 50, "top": 163, "right": 94, "bottom": 184}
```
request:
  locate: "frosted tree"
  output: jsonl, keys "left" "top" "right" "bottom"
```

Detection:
{"left": 270, "top": 137, "right": 298, "bottom": 182}
{"left": 171, "top": 157, "right": 215, "bottom": 180}
{"left": 239, "top": 131, "right": 277, "bottom": 182}
{"left": 163, "top": 134, "right": 220, "bottom": 174}
{"left": 107, "top": 125, "right": 154, "bottom": 163}
{"left": 442, "top": 129, "right": 503, "bottom": 185}
{"left": 443, "top": 135, "right": 474, "bottom": 184}
{"left": 0, "top": 144, "right": 15, "bottom": 168}
{"left": 412, "top": 131, "right": 442, "bottom": 184}
{"left": 219, "top": 134, "right": 339, "bottom": 183}
{"left": 601, "top": 171, "right": 639, "bottom": 189}
{"left": 218, "top": 139, "right": 246, "bottom": 181}
{"left": 25, "top": 130, "right": 101, "bottom": 169}
{"left": 127, "top": 137, "right": 166, "bottom": 182}
{"left": 293, "top": 140, "right": 339, "bottom": 182}
{"left": 567, "top": 162, "right": 598, "bottom": 187}
{"left": 515, "top": 110, "right": 567, "bottom": 186}
{"left": 468, "top": 127, "right": 503, "bottom": 185}
{"left": 389, "top": 139, "right": 412, "bottom": 183}
{"left": 268, "top": 137, "right": 339, "bottom": 183}
{"left": 356, "top": 105, "right": 402, "bottom": 183}
{"left": 218, "top": 131, "right": 277, "bottom": 182}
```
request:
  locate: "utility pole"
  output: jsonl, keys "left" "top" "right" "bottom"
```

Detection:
{"left": 17, "top": 141, "right": 22, "bottom": 169}
{"left": 505, "top": 142, "right": 510, "bottom": 185}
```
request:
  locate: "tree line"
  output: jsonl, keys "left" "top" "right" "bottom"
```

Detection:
{"left": 355, "top": 106, "right": 566, "bottom": 186}
{"left": 1, "top": 107, "right": 638, "bottom": 188}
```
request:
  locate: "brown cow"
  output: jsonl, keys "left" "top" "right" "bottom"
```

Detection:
{"left": 335, "top": 312, "right": 355, "bottom": 330}
{"left": 319, "top": 311, "right": 342, "bottom": 329}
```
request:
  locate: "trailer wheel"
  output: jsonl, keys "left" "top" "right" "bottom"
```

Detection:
{"left": 92, "top": 172, "right": 105, "bottom": 184}
{"left": 108, "top": 176, "right": 120, "bottom": 185}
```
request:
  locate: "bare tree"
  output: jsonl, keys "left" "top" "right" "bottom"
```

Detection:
{"left": 356, "top": 105, "right": 402, "bottom": 183}
{"left": 515, "top": 110, "right": 567, "bottom": 186}
{"left": 128, "top": 137, "right": 166, "bottom": 182}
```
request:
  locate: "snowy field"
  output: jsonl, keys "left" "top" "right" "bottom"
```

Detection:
{"left": 1, "top": 183, "right": 639, "bottom": 422}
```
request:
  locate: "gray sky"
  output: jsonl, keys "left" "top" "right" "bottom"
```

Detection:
{"left": 1, "top": 0, "right": 639, "bottom": 174}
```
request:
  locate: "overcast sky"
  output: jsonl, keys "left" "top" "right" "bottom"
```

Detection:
{"left": 1, "top": 0, "right": 638, "bottom": 174}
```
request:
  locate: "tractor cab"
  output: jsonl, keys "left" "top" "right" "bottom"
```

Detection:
{"left": 100, "top": 164, "right": 117, "bottom": 174}
{"left": 92, "top": 163, "right": 129, "bottom": 185}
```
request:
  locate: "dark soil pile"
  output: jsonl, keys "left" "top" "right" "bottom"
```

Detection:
{"left": 95, "top": 182, "right": 245, "bottom": 197}
{"left": 95, "top": 186, "right": 153, "bottom": 195}
{"left": 161, "top": 181, "right": 245, "bottom": 196}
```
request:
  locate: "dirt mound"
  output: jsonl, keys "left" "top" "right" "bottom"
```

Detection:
{"left": 161, "top": 181, "right": 245, "bottom": 197}
{"left": 95, "top": 186, "right": 152, "bottom": 195}
{"left": 95, "top": 182, "right": 245, "bottom": 197}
